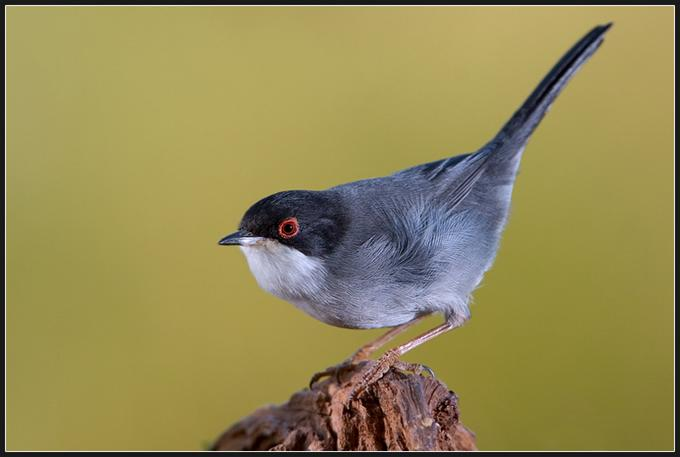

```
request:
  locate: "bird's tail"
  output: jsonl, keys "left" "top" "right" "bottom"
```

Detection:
{"left": 485, "top": 23, "right": 612, "bottom": 160}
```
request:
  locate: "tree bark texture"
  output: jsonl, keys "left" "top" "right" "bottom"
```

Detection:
{"left": 212, "top": 361, "right": 477, "bottom": 451}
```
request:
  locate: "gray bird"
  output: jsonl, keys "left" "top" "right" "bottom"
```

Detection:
{"left": 219, "top": 24, "right": 611, "bottom": 397}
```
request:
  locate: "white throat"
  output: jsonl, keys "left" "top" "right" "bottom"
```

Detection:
{"left": 239, "top": 239, "right": 326, "bottom": 303}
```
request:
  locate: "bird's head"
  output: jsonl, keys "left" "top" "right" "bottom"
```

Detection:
{"left": 219, "top": 190, "right": 347, "bottom": 258}
{"left": 218, "top": 190, "right": 348, "bottom": 303}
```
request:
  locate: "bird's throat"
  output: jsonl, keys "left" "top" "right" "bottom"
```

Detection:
{"left": 239, "top": 240, "right": 327, "bottom": 303}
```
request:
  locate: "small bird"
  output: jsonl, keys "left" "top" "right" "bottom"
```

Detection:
{"left": 219, "top": 24, "right": 611, "bottom": 398}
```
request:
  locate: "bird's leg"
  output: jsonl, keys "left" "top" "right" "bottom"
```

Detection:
{"left": 349, "top": 315, "right": 427, "bottom": 362}
{"left": 309, "top": 316, "right": 426, "bottom": 388}
{"left": 347, "top": 319, "right": 462, "bottom": 402}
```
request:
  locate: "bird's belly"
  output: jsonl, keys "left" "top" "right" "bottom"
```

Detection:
{"left": 290, "top": 296, "right": 421, "bottom": 329}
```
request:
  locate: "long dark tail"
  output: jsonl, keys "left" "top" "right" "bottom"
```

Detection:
{"left": 415, "top": 24, "right": 611, "bottom": 212}
{"left": 486, "top": 23, "right": 612, "bottom": 159}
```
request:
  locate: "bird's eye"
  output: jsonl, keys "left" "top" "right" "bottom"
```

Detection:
{"left": 278, "top": 217, "right": 299, "bottom": 239}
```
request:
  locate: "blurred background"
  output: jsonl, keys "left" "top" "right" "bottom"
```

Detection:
{"left": 6, "top": 6, "right": 673, "bottom": 451}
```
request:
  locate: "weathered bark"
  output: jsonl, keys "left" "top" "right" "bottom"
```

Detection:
{"left": 212, "top": 361, "right": 477, "bottom": 451}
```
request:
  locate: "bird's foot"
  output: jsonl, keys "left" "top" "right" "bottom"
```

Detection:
{"left": 393, "top": 360, "right": 436, "bottom": 379}
{"left": 309, "top": 347, "right": 375, "bottom": 388}
{"left": 347, "top": 349, "right": 400, "bottom": 403}
{"left": 309, "top": 359, "right": 364, "bottom": 389}
{"left": 309, "top": 362, "right": 349, "bottom": 389}
{"left": 346, "top": 350, "right": 436, "bottom": 404}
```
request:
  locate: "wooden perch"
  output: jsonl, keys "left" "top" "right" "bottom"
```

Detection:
{"left": 211, "top": 361, "right": 477, "bottom": 451}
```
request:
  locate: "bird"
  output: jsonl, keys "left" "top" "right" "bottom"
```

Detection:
{"left": 218, "top": 23, "right": 612, "bottom": 399}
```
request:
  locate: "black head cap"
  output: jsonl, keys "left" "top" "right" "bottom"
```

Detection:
{"left": 237, "top": 190, "right": 348, "bottom": 257}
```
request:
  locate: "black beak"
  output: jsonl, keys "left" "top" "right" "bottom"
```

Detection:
{"left": 218, "top": 230, "right": 255, "bottom": 246}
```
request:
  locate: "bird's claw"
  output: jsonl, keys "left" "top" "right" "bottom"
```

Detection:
{"left": 309, "top": 348, "right": 376, "bottom": 389}
{"left": 346, "top": 351, "right": 437, "bottom": 403}
{"left": 309, "top": 360, "right": 356, "bottom": 389}
{"left": 394, "top": 361, "right": 436, "bottom": 379}
{"left": 309, "top": 366, "right": 338, "bottom": 389}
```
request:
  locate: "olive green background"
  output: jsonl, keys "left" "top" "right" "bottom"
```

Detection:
{"left": 6, "top": 6, "right": 674, "bottom": 451}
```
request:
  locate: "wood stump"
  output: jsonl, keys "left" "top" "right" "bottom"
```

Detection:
{"left": 212, "top": 361, "right": 477, "bottom": 451}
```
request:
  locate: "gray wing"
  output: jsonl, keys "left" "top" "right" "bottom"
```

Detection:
{"left": 326, "top": 172, "right": 494, "bottom": 323}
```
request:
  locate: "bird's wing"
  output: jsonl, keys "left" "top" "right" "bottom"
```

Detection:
{"left": 393, "top": 149, "right": 494, "bottom": 215}
{"left": 339, "top": 191, "right": 455, "bottom": 287}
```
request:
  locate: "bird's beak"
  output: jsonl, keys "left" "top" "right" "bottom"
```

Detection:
{"left": 218, "top": 230, "right": 259, "bottom": 246}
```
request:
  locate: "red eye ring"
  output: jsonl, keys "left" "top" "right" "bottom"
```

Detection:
{"left": 278, "top": 217, "right": 299, "bottom": 239}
